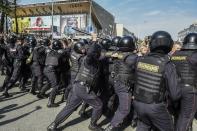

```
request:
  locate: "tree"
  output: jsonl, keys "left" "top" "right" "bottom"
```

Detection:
{"left": 0, "top": 0, "right": 19, "bottom": 34}
{"left": 14, "top": 0, "right": 18, "bottom": 34}
{"left": 0, "top": 0, "right": 10, "bottom": 33}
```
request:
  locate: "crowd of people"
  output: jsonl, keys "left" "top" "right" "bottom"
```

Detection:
{"left": 0, "top": 31, "right": 197, "bottom": 131}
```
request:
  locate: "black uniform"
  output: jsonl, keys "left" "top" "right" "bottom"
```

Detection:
{"left": 59, "top": 48, "right": 70, "bottom": 96}
{"left": 19, "top": 44, "right": 32, "bottom": 91}
{"left": 172, "top": 50, "right": 197, "bottom": 131}
{"left": 133, "top": 53, "right": 181, "bottom": 131}
{"left": 0, "top": 38, "right": 5, "bottom": 75}
{"left": 63, "top": 50, "right": 83, "bottom": 99}
{"left": 30, "top": 45, "right": 47, "bottom": 94}
{"left": 3, "top": 43, "right": 25, "bottom": 97}
{"left": 47, "top": 43, "right": 103, "bottom": 131}
{"left": 133, "top": 31, "right": 181, "bottom": 131}
{"left": 109, "top": 52, "right": 137, "bottom": 127}
{"left": 43, "top": 48, "right": 69, "bottom": 107}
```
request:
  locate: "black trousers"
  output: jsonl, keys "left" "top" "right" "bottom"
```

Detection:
{"left": 1, "top": 64, "right": 13, "bottom": 90}
{"left": 175, "top": 86, "right": 197, "bottom": 131}
{"left": 5, "top": 61, "right": 22, "bottom": 92}
{"left": 110, "top": 81, "right": 132, "bottom": 127}
{"left": 133, "top": 100, "right": 174, "bottom": 131}
{"left": 31, "top": 63, "right": 44, "bottom": 91}
{"left": 53, "top": 82, "right": 103, "bottom": 125}
{"left": 44, "top": 67, "right": 60, "bottom": 101}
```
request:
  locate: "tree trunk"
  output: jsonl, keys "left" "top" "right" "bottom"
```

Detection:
{"left": 14, "top": 0, "right": 18, "bottom": 34}
{"left": 0, "top": 11, "right": 5, "bottom": 33}
{"left": 5, "top": 14, "right": 8, "bottom": 33}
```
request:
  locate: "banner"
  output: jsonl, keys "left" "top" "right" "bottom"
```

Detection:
{"left": 12, "top": 17, "right": 31, "bottom": 33}
{"left": 60, "top": 14, "right": 87, "bottom": 35}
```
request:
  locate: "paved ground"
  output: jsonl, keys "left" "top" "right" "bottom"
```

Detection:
{"left": 0, "top": 76, "right": 197, "bottom": 131}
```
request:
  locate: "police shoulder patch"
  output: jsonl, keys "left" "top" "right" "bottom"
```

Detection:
{"left": 171, "top": 56, "right": 187, "bottom": 61}
{"left": 137, "top": 62, "right": 159, "bottom": 73}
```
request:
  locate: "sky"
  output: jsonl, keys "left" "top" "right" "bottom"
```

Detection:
{"left": 18, "top": 0, "right": 197, "bottom": 39}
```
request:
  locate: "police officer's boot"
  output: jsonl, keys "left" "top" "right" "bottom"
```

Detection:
{"left": 29, "top": 82, "right": 37, "bottom": 95}
{"left": 37, "top": 93, "right": 47, "bottom": 99}
{"left": 47, "top": 122, "right": 58, "bottom": 131}
{"left": 88, "top": 120, "right": 104, "bottom": 131}
{"left": 104, "top": 125, "right": 118, "bottom": 131}
{"left": 1, "top": 66, "right": 5, "bottom": 75}
{"left": 47, "top": 94, "right": 59, "bottom": 108}
{"left": 0, "top": 85, "right": 5, "bottom": 92}
{"left": 131, "top": 118, "right": 137, "bottom": 128}
{"left": 37, "top": 84, "right": 49, "bottom": 99}
{"left": 3, "top": 88, "right": 12, "bottom": 98}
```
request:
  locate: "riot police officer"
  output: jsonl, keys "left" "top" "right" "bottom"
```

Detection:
{"left": 19, "top": 36, "right": 33, "bottom": 91}
{"left": 0, "top": 36, "right": 5, "bottom": 75}
{"left": 63, "top": 41, "right": 86, "bottom": 100}
{"left": 171, "top": 33, "right": 197, "bottom": 131}
{"left": 30, "top": 38, "right": 50, "bottom": 95}
{"left": 105, "top": 36, "right": 138, "bottom": 131}
{"left": 43, "top": 40, "right": 67, "bottom": 107}
{"left": 47, "top": 42, "right": 104, "bottom": 131}
{"left": 3, "top": 36, "right": 25, "bottom": 97}
{"left": 133, "top": 31, "right": 181, "bottom": 131}
{"left": 0, "top": 35, "right": 16, "bottom": 92}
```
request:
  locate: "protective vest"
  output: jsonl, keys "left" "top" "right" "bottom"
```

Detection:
{"left": 134, "top": 53, "right": 169, "bottom": 104}
{"left": 45, "top": 49, "right": 59, "bottom": 66}
{"left": 58, "top": 49, "right": 70, "bottom": 71}
{"left": 75, "top": 57, "right": 99, "bottom": 87}
{"left": 9, "top": 44, "right": 18, "bottom": 58}
{"left": 70, "top": 51, "right": 83, "bottom": 73}
{"left": 33, "top": 46, "right": 46, "bottom": 65}
{"left": 171, "top": 50, "right": 197, "bottom": 86}
{"left": 114, "top": 52, "right": 135, "bottom": 85}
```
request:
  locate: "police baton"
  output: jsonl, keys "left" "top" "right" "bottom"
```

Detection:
{"left": 71, "top": 27, "right": 104, "bottom": 40}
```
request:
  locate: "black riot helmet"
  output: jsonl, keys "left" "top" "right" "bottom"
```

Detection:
{"left": 52, "top": 40, "right": 63, "bottom": 50}
{"left": 9, "top": 35, "right": 17, "bottom": 44}
{"left": 182, "top": 33, "right": 197, "bottom": 50}
{"left": 112, "top": 36, "right": 121, "bottom": 47}
{"left": 87, "top": 43, "right": 102, "bottom": 60}
{"left": 29, "top": 36, "right": 37, "bottom": 48}
{"left": 118, "top": 36, "right": 136, "bottom": 52}
{"left": 79, "top": 39, "right": 89, "bottom": 45}
{"left": 74, "top": 42, "right": 86, "bottom": 54}
{"left": 150, "top": 31, "right": 173, "bottom": 54}
{"left": 0, "top": 36, "right": 4, "bottom": 44}
{"left": 42, "top": 38, "right": 50, "bottom": 47}
{"left": 101, "top": 39, "right": 111, "bottom": 50}
{"left": 9, "top": 35, "right": 17, "bottom": 47}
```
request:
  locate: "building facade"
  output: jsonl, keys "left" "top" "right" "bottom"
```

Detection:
{"left": 9, "top": 0, "right": 115, "bottom": 38}
{"left": 178, "top": 22, "right": 197, "bottom": 42}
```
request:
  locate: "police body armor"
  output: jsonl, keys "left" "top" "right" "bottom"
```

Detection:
{"left": 134, "top": 53, "right": 169, "bottom": 104}
{"left": 171, "top": 51, "right": 197, "bottom": 87}
{"left": 5, "top": 44, "right": 18, "bottom": 65}
{"left": 45, "top": 49, "right": 59, "bottom": 67}
{"left": 9, "top": 44, "right": 18, "bottom": 59}
{"left": 114, "top": 52, "right": 134, "bottom": 85}
{"left": 58, "top": 49, "right": 70, "bottom": 71}
{"left": 70, "top": 51, "right": 83, "bottom": 73}
{"left": 75, "top": 56, "right": 99, "bottom": 87}
{"left": 32, "top": 46, "right": 46, "bottom": 66}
